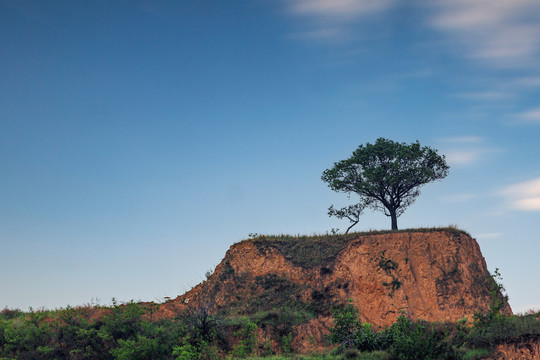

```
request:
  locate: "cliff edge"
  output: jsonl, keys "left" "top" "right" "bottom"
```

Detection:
{"left": 158, "top": 228, "right": 511, "bottom": 350}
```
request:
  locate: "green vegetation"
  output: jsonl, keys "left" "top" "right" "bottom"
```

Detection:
{"left": 328, "top": 302, "right": 540, "bottom": 360}
{"left": 0, "top": 293, "right": 538, "bottom": 359}
{"left": 326, "top": 270, "right": 540, "bottom": 360}
{"left": 1, "top": 235, "right": 536, "bottom": 360}
{"left": 322, "top": 138, "right": 449, "bottom": 230}
{"left": 245, "top": 226, "right": 469, "bottom": 268}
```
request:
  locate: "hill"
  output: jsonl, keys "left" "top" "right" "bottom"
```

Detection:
{"left": 157, "top": 227, "right": 511, "bottom": 351}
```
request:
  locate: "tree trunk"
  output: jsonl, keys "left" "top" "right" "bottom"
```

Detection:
{"left": 390, "top": 208, "right": 398, "bottom": 230}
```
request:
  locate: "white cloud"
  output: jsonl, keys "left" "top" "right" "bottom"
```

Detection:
{"left": 437, "top": 136, "right": 501, "bottom": 166}
{"left": 444, "top": 150, "right": 484, "bottom": 165}
{"left": 512, "top": 76, "right": 540, "bottom": 88}
{"left": 501, "top": 177, "right": 540, "bottom": 211}
{"left": 284, "top": 0, "right": 540, "bottom": 70}
{"left": 428, "top": 0, "right": 540, "bottom": 67}
{"left": 512, "top": 107, "right": 540, "bottom": 123}
{"left": 288, "top": 0, "right": 394, "bottom": 17}
{"left": 285, "top": 0, "right": 396, "bottom": 41}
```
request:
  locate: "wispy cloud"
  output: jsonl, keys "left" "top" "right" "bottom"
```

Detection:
{"left": 512, "top": 107, "right": 540, "bottom": 123}
{"left": 437, "top": 136, "right": 502, "bottom": 166}
{"left": 453, "top": 91, "right": 511, "bottom": 101}
{"left": 285, "top": 0, "right": 396, "bottom": 41}
{"left": 428, "top": 0, "right": 540, "bottom": 67}
{"left": 500, "top": 177, "right": 540, "bottom": 211}
{"left": 285, "top": 0, "right": 540, "bottom": 69}
{"left": 288, "top": 0, "right": 394, "bottom": 17}
{"left": 512, "top": 76, "right": 540, "bottom": 88}
{"left": 444, "top": 150, "right": 484, "bottom": 165}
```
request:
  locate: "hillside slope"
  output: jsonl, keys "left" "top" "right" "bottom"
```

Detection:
{"left": 158, "top": 228, "right": 511, "bottom": 350}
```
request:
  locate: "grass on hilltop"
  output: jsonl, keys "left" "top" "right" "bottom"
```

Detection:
{"left": 242, "top": 226, "right": 470, "bottom": 268}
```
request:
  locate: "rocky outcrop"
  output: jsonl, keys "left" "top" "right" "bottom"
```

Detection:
{"left": 158, "top": 229, "right": 511, "bottom": 350}
{"left": 488, "top": 335, "right": 540, "bottom": 359}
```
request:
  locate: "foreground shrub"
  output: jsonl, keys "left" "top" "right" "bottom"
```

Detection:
{"left": 462, "top": 348, "right": 490, "bottom": 360}
{"left": 231, "top": 318, "right": 257, "bottom": 358}
{"left": 329, "top": 300, "right": 362, "bottom": 350}
{"left": 384, "top": 315, "right": 458, "bottom": 360}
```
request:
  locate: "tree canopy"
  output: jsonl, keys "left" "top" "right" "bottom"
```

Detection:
{"left": 322, "top": 138, "right": 449, "bottom": 231}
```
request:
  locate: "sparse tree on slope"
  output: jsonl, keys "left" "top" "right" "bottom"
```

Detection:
{"left": 322, "top": 138, "right": 449, "bottom": 231}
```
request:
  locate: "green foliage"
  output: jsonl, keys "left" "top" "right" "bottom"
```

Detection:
{"left": 102, "top": 300, "right": 145, "bottom": 341}
{"left": 328, "top": 203, "right": 367, "bottom": 234}
{"left": 231, "top": 318, "right": 258, "bottom": 358}
{"left": 322, "top": 138, "right": 449, "bottom": 230}
{"left": 253, "top": 307, "right": 312, "bottom": 337}
{"left": 0, "top": 265, "right": 536, "bottom": 360}
{"left": 462, "top": 348, "right": 490, "bottom": 360}
{"left": 0, "top": 308, "right": 23, "bottom": 321}
{"left": 473, "top": 269, "right": 507, "bottom": 326}
{"left": 467, "top": 311, "right": 540, "bottom": 348}
{"left": 340, "top": 349, "right": 392, "bottom": 360}
{"left": 281, "top": 333, "right": 293, "bottom": 354}
{"left": 172, "top": 341, "right": 199, "bottom": 360}
{"left": 260, "top": 338, "right": 274, "bottom": 357}
{"left": 1, "top": 310, "right": 56, "bottom": 359}
{"left": 0, "top": 301, "right": 191, "bottom": 360}
{"left": 329, "top": 302, "right": 461, "bottom": 359}
{"left": 384, "top": 315, "right": 457, "bottom": 360}
{"left": 110, "top": 335, "right": 167, "bottom": 360}
{"left": 465, "top": 269, "right": 535, "bottom": 348}
{"left": 356, "top": 323, "right": 388, "bottom": 353}
{"left": 329, "top": 300, "right": 362, "bottom": 350}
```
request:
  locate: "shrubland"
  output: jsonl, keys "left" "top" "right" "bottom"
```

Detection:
{"left": 1, "top": 291, "right": 538, "bottom": 359}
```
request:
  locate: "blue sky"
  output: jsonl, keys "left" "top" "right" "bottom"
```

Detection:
{"left": 1, "top": 0, "right": 539, "bottom": 313}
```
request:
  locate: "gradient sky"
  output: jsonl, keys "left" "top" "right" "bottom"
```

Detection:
{"left": 1, "top": 0, "right": 539, "bottom": 313}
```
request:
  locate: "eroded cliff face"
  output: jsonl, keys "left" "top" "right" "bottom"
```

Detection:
{"left": 158, "top": 229, "right": 511, "bottom": 351}
{"left": 488, "top": 335, "right": 540, "bottom": 360}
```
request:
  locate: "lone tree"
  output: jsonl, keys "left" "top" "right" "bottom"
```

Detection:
{"left": 322, "top": 138, "right": 449, "bottom": 231}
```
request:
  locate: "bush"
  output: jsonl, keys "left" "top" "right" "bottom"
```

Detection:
{"left": 462, "top": 348, "right": 490, "bottom": 360}
{"left": 231, "top": 318, "right": 258, "bottom": 358}
{"left": 384, "top": 315, "right": 457, "bottom": 360}
{"left": 110, "top": 335, "right": 167, "bottom": 360}
{"left": 172, "top": 341, "right": 199, "bottom": 360}
{"left": 329, "top": 300, "right": 362, "bottom": 350}
{"left": 356, "top": 323, "right": 388, "bottom": 352}
{"left": 282, "top": 333, "right": 293, "bottom": 354}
